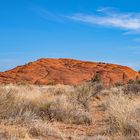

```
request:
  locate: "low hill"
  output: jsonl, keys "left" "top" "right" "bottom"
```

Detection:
{"left": 0, "top": 58, "right": 139, "bottom": 85}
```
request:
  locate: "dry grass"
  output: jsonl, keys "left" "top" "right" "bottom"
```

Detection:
{"left": 0, "top": 84, "right": 94, "bottom": 139}
{"left": 106, "top": 90, "right": 140, "bottom": 139}
{"left": 40, "top": 94, "right": 92, "bottom": 124}
{"left": 70, "top": 82, "right": 103, "bottom": 111}
{"left": 0, "top": 83, "right": 140, "bottom": 139}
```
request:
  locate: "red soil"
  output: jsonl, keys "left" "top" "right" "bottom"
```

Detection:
{"left": 0, "top": 58, "right": 139, "bottom": 85}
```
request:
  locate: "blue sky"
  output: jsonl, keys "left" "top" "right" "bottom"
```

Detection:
{"left": 0, "top": 0, "right": 140, "bottom": 71}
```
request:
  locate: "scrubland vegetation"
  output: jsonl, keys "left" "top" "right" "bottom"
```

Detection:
{"left": 0, "top": 81, "right": 140, "bottom": 140}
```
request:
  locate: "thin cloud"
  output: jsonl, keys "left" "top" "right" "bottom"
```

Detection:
{"left": 67, "top": 8, "right": 140, "bottom": 32}
{"left": 31, "top": 6, "right": 64, "bottom": 23}
{"left": 38, "top": 9, "right": 62, "bottom": 22}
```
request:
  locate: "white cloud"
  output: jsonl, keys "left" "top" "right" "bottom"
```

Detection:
{"left": 68, "top": 8, "right": 140, "bottom": 32}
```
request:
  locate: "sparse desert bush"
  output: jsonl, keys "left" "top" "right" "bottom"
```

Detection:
{"left": 0, "top": 119, "right": 64, "bottom": 140}
{"left": 27, "top": 120, "right": 64, "bottom": 139}
{"left": 123, "top": 83, "right": 140, "bottom": 95}
{"left": 35, "top": 83, "right": 95, "bottom": 124}
{"left": 0, "top": 88, "right": 39, "bottom": 121}
{"left": 71, "top": 82, "right": 103, "bottom": 110}
{"left": 90, "top": 73, "right": 102, "bottom": 83}
{"left": 114, "top": 82, "right": 124, "bottom": 87}
{"left": 39, "top": 94, "right": 92, "bottom": 124}
{"left": 0, "top": 123, "right": 30, "bottom": 140}
{"left": 107, "top": 93, "right": 140, "bottom": 138}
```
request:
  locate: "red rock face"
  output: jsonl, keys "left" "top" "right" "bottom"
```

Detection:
{"left": 0, "top": 58, "right": 139, "bottom": 85}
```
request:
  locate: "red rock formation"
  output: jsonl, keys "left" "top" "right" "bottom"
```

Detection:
{"left": 0, "top": 58, "right": 139, "bottom": 85}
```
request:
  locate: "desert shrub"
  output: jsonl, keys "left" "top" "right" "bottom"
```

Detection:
{"left": 1, "top": 102, "right": 37, "bottom": 121}
{"left": 0, "top": 86, "right": 41, "bottom": 121}
{"left": 52, "top": 86, "right": 66, "bottom": 95}
{"left": 40, "top": 85, "right": 73, "bottom": 96}
{"left": 114, "top": 82, "right": 124, "bottom": 87}
{"left": 107, "top": 93, "right": 140, "bottom": 138}
{"left": 28, "top": 120, "right": 63, "bottom": 139}
{"left": 17, "top": 81, "right": 29, "bottom": 86}
{"left": 98, "top": 62, "right": 106, "bottom": 64}
{"left": 128, "top": 79, "right": 135, "bottom": 84}
{"left": 39, "top": 95, "right": 92, "bottom": 124}
{"left": 71, "top": 82, "right": 103, "bottom": 110}
{"left": 91, "top": 73, "right": 102, "bottom": 83}
{"left": 123, "top": 83, "right": 140, "bottom": 95}
{"left": 0, "top": 124, "right": 30, "bottom": 140}
{"left": 0, "top": 119, "right": 64, "bottom": 140}
{"left": 128, "top": 79, "right": 140, "bottom": 84}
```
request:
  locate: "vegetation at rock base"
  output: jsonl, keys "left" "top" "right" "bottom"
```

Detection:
{"left": 0, "top": 82, "right": 140, "bottom": 139}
